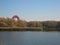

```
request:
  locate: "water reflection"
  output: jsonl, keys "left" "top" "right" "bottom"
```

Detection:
{"left": 0, "top": 31, "right": 60, "bottom": 45}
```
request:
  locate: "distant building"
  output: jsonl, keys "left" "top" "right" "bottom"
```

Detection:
{"left": 12, "top": 15, "right": 20, "bottom": 21}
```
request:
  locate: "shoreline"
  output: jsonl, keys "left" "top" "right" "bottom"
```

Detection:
{"left": 0, "top": 27, "right": 60, "bottom": 31}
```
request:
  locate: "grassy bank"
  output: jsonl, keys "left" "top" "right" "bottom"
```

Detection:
{"left": 0, "top": 27, "right": 60, "bottom": 31}
{"left": 0, "top": 27, "right": 43, "bottom": 31}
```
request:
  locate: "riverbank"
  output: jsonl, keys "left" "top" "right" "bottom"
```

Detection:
{"left": 0, "top": 27, "right": 60, "bottom": 31}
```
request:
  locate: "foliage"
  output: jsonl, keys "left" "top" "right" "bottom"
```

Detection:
{"left": 0, "top": 17, "right": 60, "bottom": 31}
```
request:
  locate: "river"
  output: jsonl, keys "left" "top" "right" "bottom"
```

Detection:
{"left": 0, "top": 31, "right": 60, "bottom": 45}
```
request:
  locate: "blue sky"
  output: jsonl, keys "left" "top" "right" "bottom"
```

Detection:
{"left": 0, "top": 0, "right": 60, "bottom": 21}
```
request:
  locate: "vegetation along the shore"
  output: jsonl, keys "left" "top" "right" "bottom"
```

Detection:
{"left": 0, "top": 17, "right": 60, "bottom": 31}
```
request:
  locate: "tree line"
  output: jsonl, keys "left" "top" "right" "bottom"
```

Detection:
{"left": 0, "top": 17, "right": 60, "bottom": 31}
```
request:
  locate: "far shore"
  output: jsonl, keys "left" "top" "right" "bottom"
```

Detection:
{"left": 0, "top": 27, "right": 60, "bottom": 31}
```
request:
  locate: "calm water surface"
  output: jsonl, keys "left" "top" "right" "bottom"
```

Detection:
{"left": 0, "top": 31, "right": 60, "bottom": 45}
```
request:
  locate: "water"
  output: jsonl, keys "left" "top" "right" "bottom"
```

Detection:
{"left": 0, "top": 31, "right": 60, "bottom": 45}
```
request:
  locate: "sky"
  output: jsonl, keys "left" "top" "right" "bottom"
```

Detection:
{"left": 0, "top": 0, "right": 60, "bottom": 21}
